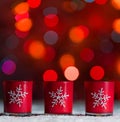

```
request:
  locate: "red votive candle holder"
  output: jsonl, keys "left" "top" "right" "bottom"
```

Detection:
{"left": 84, "top": 81, "right": 114, "bottom": 116}
{"left": 44, "top": 81, "right": 73, "bottom": 114}
{"left": 3, "top": 80, "right": 33, "bottom": 115}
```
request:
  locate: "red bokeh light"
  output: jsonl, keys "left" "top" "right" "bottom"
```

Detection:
{"left": 27, "top": 0, "right": 41, "bottom": 8}
{"left": 43, "top": 69, "right": 58, "bottom": 82}
{"left": 95, "top": 0, "right": 108, "bottom": 5}
{"left": 44, "top": 14, "right": 59, "bottom": 27}
{"left": 90, "top": 66, "right": 105, "bottom": 80}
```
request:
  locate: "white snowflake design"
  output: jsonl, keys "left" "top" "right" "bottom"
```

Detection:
{"left": 8, "top": 84, "right": 28, "bottom": 107}
{"left": 91, "top": 88, "right": 111, "bottom": 109}
{"left": 49, "top": 86, "right": 69, "bottom": 108}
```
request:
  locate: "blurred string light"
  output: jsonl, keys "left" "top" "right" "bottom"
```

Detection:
{"left": 111, "top": 31, "right": 120, "bottom": 43}
{"left": 43, "top": 69, "right": 58, "bottom": 81}
{"left": 27, "top": 0, "right": 41, "bottom": 8}
{"left": 44, "top": 14, "right": 59, "bottom": 27}
{"left": 90, "top": 65, "right": 105, "bottom": 80}
{"left": 111, "top": 0, "right": 120, "bottom": 10}
{"left": 80, "top": 48, "right": 94, "bottom": 62}
{"left": 5, "top": 34, "right": 19, "bottom": 49}
{"left": 69, "top": 25, "right": 89, "bottom": 43}
{"left": 59, "top": 54, "right": 75, "bottom": 70}
{"left": 43, "top": 31, "right": 58, "bottom": 45}
{"left": 64, "top": 66, "right": 79, "bottom": 81}
{"left": 100, "top": 39, "right": 114, "bottom": 53}
{"left": 0, "top": 58, "right": 16, "bottom": 75}
{"left": 43, "top": 7, "right": 58, "bottom": 16}
{"left": 112, "top": 18, "right": 120, "bottom": 34}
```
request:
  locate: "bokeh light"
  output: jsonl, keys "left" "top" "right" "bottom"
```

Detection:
{"left": 59, "top": 54, "right": 75, "bottom": 70}
{"left": 90, "top": 66, "right": 105, "bottom": 80}
{"left": 43, "top": 69, "right": 58, "bottom": 81}
{"left": 5, "top": 34, "right": 19, "bottom": 49}
{"left": 28, "top": 40, "right": 46, "bottom": 59}
{"left": 15, "top": 18, "right": 32, "bottom": 32}
{"left": 44, "top": 46, "right": 56, "bottom": 62}
{"left": 27, "top": 0, "right": 41, "bottom": 8}
{"left": 113, "top": 18, "right": 120, "bottom": 34}
{"left": 64, "top": 66, "right": 79, "bottom": 81}
{"left": 15, "top": 29, "right": 29, "bottom": 38}
{"left": 111, "top": 0, "right": 120, "bottom": 10}
{"left": 15, "top": 13, "right": 29, "bottom": 21}
{"left": 1, "top": 59, "right": 16, "bottom": 75}
{"left": 69, "top": 25, "right": 89, "bottom": 43}
{"left": 111, "top": 31, "right": 120, "bottom": 43}
{"left": 13, "top": 2, "right": 29, "bottom": 15}
{"left": 80, "top": 48, "right": 94, "bottom": 62}
{"left": 95, "top": 0, "right": 108, "bottom": 5}
{"left": 43, "top": 7, "right": 58, "bottom": 16}
{"left": 44, "top": 31, "right": 58, "bottom": 45}
{"left": 44, "top": 14, "right": 59, "bottom": 27}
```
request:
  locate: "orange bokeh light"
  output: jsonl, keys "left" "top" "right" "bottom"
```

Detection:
{"left": 13, "top": 2, "right": 29, "bottom": 15}
{"left": 59, "top": 54, "right": 75, "bottom": 70}
{"left": 69, "top": 25, "right": 89, "bottom": 43}
{"left": 113, "top": 18, "right": 120, "bottom": 34}
{"left": 111, "top": 0, "right": 120, "bottom": 10}
{"left": 15, "top": 18, "right": 32, "bottom": 32}
{"left": 90, "top": 66, "right": 105, "bottom": 80}
{"left": 28, "top": 40, "right": 46, "bottom": 59}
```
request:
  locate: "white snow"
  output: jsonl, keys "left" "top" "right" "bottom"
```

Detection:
{"left": 0, "top": 101, "right": 120, "bottom": 122}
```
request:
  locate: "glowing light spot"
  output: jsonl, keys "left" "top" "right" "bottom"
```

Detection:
{"left": 85, "top": 0, "right": 94, "bottom": 3}
{"left": 69, "top": 25, "right": 89, "bottom": 43}
{"left": 44, "top": 14, "right": 59, "bottom": 27}
{"left": 15, "top": 29, "right": 29, "bottom": 38}
{"left": 90, "top": 66, "right": 105, "bottom": 80}
{"left": 15, "top": 18, "right": 32, "bottom": 32}
{"left": 13, "top": 2, "right": 29, "bottom": 15}
{"left": 6, "top": 35, "right": 19, "bottom": 49}
{"left": 111, "top": 0, "right": 120, "bottom": 10}
{"left": 1, "top": 59, "right": 16, "bottom": 75}
{"left": 28, "top": 40, "right": 45, "bottom": 59}
{"left": 15, "top": 13, "right": 29, "bottom": 21}
{"left": 80, "top": 48, "right": 94, "bottom": 62}
{"left": 44, "top": 31, "right": 58, "bottom": 45}
{"left": 95, "top": 0, "right": 108, "bottom": 5}
{"left": 113, "top": 18, "right": 120, "bottom": 34}
{"left": 64, "top": 66, "right": 79, "bottom": 81}
{"left": 43, "top": 7, "right": 58, "bottom": 16}
{"left": 44, "top": 47, "right": 56, "bottom": 62}
{"left": 59, "top": 54, "right": 75, "bottom": 70}
{"left": 100, "top": 39, "right": 113, "bottom": 53}
{"left": 27, "top": 0, "right": 41, "bottom": 8}
{"left": 111, "top": 31, "right": 120, "bottom": 43}
{"left": 43, "top": 69, "right": 58, "bottom": 81}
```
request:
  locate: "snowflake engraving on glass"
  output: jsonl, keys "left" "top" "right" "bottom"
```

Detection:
{"left": 91, "top": 88, "right": 111, "bottom": 109}
{"left": 8, "top": 84, "right": 28, "bottom": 107}
{"left": 49, "top": 86, "right": 69, "bottom": 108}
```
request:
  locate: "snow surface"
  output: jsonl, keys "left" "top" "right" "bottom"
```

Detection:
{"left": 0, "top": 101, "right": 120, "bottom": 122}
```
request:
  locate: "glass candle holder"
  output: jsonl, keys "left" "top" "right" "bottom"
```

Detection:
{"left": 84, "top": 81, "right": 114, "bottom": 116}
{"left": 44, "top": 81, "right": 73, "bottom": 114}
{"left": 3, "top": 80, "right": 33, "bottom": 115}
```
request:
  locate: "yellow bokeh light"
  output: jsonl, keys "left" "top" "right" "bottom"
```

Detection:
{"left": 59, "top": 54, "right": 75, "bottom": 70}
{"left": 111, "top": 0, "right": 120, "bottom": 10}
{"left": 28, "top": 40, "right": 46, "bottom": 59}
{"left": 13, "top": 2, "right": 29, "bottom": 15}
{"left": 113, "top": 18, "right": 120, "bottom": 34}
{"left": 15, "top": 18, "right": 32, "bottom": 32}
